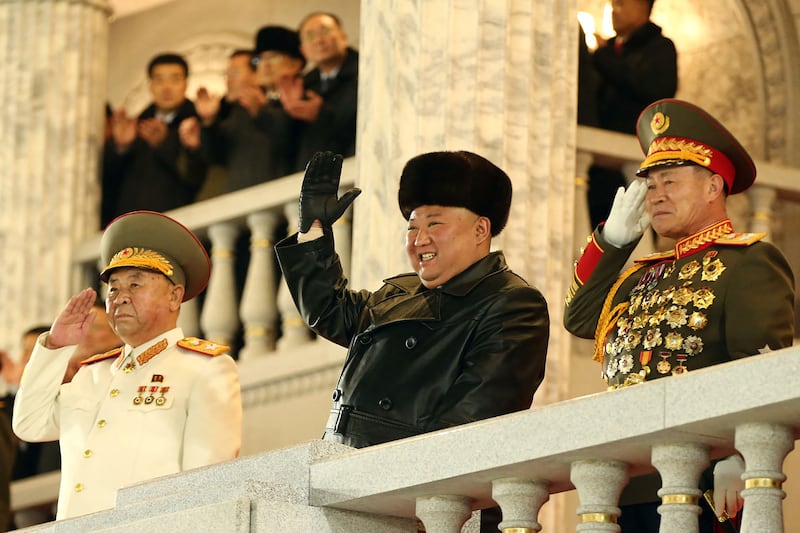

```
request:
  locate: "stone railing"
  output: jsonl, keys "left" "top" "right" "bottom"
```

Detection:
{"left": 11, "top": 344, "right": 800, "bottom": 532}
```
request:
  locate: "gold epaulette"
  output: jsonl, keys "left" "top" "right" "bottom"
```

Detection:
{"left": 634, "top": 249, "right": 675, "bottom": 263}
{"left": 714, "top": 232, "right": 766, "bottom": 246}
{"left": 80, "top": 347, "right": 123, "bottom": 366}
{"left": 177, "top": 337, "right": 229, "bottom": 357}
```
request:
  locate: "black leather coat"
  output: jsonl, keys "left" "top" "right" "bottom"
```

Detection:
{"left": 276, "top": 233, "right": 550, "bottom": 448}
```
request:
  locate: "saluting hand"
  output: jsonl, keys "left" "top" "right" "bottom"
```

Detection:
{"left": 603, "top": 180, "right": 650, "bottom": 247}
{"left": 46, "top": 288, "right": 98, "bottom": 350}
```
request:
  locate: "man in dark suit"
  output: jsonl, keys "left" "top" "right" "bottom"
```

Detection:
{"left": 281, "top": 12, "right": 358, "bottom": 170}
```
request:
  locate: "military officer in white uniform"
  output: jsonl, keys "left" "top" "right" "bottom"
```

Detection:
{"left": 13, "top": 211, "right": 242, "bottom": 520}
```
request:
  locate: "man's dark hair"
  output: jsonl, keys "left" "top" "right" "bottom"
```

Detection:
{"left": 230, "top": 49, "right": 256, "bottom": 72}
{"left": 147, "top": 53, "right": 189, "bottom": 78}
{"left": 298, "top": 11, "right": 343, "bottom": 32}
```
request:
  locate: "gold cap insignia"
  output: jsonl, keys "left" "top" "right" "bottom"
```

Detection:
{"left": 107, "top": 247, "right": 174, "bottom": 278}
{"left": 650, "top": 112, "right": 670, "bottom": 135}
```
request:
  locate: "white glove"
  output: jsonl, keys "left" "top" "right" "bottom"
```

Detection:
{"left": 602, "top": 180, "right": 650, "bottom": 247}
{"left": 713, "top": 454, "right": 745, "bottom": 519}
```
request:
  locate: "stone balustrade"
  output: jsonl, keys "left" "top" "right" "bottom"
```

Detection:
{"left": 11, "top": 344, "right": 800, "bottom": 532}
{"left": 10, "top": 128, "right": 800, "bottom": 530}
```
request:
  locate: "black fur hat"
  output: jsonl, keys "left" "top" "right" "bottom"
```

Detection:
{"left": 398, "top": 151, "right": 512, "bottom": 236}
{"left": 255, "top": 26, "right": 304, "bottom": 63}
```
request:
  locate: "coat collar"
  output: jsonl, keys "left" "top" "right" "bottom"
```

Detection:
{"left": 383, "top": 251, "right": 508, "bottom": 296}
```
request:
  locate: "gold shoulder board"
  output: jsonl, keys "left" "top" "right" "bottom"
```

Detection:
{"left": 80, "top": 347, "right": 123, "bottom": 366}
{"left": 177, "top": 337, "right": 229, "bottom": 357}
{"left": 714, "top": 232, "right": 766, "bottom": 246}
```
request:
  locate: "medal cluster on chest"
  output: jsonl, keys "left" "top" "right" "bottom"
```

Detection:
{"left": 605, "top": 250, "right": 725, "bottom": 388}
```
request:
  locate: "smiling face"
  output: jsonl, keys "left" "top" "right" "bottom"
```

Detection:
{"left": 405, "top": 205, "right": 491, "bottom": 289}
{"left": 645, "top": 165, "right": 727, "bottom": 239}
{"left": 105, "top": 267, "right": 183, "bottom": 347}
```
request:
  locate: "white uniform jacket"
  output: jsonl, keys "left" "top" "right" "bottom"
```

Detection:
{"left": 12, "top": 328, "right": 242, "bottom": 519}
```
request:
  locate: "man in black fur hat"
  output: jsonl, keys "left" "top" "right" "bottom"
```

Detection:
{"left": 276, "top": 151, "right": 550, "bottom": 450}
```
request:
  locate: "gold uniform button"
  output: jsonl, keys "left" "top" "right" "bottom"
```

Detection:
{"left": 97, "top": 419, "right": 107, "bottom": 428}
{"left": 110, "top": 389, "right": 120, "bottom": 397}
{"left": 83, "top": 449, "right": 92, "bottom": 458}
{"left": 74, "top": 483, "right": 84, "bottom": 492}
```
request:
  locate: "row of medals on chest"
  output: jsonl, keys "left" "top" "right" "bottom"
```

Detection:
{"left": 119, "top": 361, "right": 170, "bottom": 406}
{"left": 605, "top": 251, "right": 725, "bottom": 380}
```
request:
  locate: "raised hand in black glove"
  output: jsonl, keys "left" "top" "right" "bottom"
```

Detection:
{"left": 298, "top": 151, "right": 362, "bottom": 232}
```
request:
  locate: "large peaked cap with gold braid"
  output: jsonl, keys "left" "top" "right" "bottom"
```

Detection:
{"left": 99, "top": 211, "right": 210, "bottom": 302}
{"left": 635, "top": 99, "right": 756, "bottom": 195}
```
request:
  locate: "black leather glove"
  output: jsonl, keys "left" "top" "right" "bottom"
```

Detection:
{"left": 298, "top": 151, "right": 362, "bottom": 232}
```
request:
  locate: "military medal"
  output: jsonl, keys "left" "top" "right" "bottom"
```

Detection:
{"left": 133, "top": 385, "right": 146, "bottom": 405}
{"left": 643, "top": 328, "right": 663, "bottom": 349}
{"left": 701, "top": 258, "right": 726, "bottom": 281}
{"left": 666, "top": 305, "right": 688, "bottom": 328}
{"left": 639, "top": 350, "right": 652, "bottom": 375}
{"left": 679, "top": 260, "right": 701, "bottom": 280}
{"left": 662, "top": 262, "right": 675, "bottom": 279}
{"left": 155, "top": 386, "right": 170, "bottom": 406}
{"left": 657, "top": 352, "right": 671, "bottom": 374}
{"left": 618, "top": 353, "right": 634, "bottom": 374}
{"left": 672, "top": 285, "right": 694, "bottom": 306}
{"left": 642, "top": 290, "right": 659, "bottom": 311}
{"left": 672, "top": 354, "right": 688, "bottom": 374}
{"left": 664, "top": 332, "right": 683, "bottom": 350}
{"left": 688, "top": 311, "right": 708, "bottom": 331}
{"left": 683, "top": 335, "right": 704, "bottom": 355}
{"left": 649, "top": 306, "right": 667, "bottom": 326}
{"left": 144, "top": 385, "right": 158, "bottom": 404}
{"left": 693, "top": 287, "right": 715, "bottom": 309}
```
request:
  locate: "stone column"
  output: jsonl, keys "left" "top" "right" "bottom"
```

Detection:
{"left": 651, "top": 443, "right": 709, "bottom": 533}
{"left": 736, "top": 422, "right": 794, "bottom": 533}
{"left": 0, "top": 0, "right": 110, "bottom": 346}
{"left": 571, "top": 459, "right": 627, "bottom": 532}
{"left": 355, "top": 2, "right": 577, "bottom": 526}
{"left": 416, "top": 495, "right": 472, "bottom": 533}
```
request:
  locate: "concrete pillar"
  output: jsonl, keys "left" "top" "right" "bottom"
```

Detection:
{"left": 0, "top": 0, "right": 110, "bottom": 345}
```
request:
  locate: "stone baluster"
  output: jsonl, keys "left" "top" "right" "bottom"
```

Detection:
{"left": 239, "top": 209, "right": 281, "bottom": 360}
{"left": 200, "top": 222, "right": 241, "bottom": 347}
{"left": 651, "top": 443, "right": 708, "bottom": 533}
{"left": 416, "top": 495, "right": 472, "bottom": 533}
{"left": 574, "top": 150, "right": 594, "bottom": 241}
{"left": 570, "top": 459, "right": 627, "bottom": 532}
{"left": 277, "top": 201, "right": 312, "bottom": 349}
{"left": 747, "top": 184, "right": 777, "bottom": 237}
{"left": 491, "top": 477, "right": 549, "bottom": 532}
{"left": 736, "top": 422, "right": 794, "bottom": 533}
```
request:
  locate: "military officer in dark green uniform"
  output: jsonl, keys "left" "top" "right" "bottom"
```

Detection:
{"left": 564, "top": 99, "right": 795, "bottom": 532}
